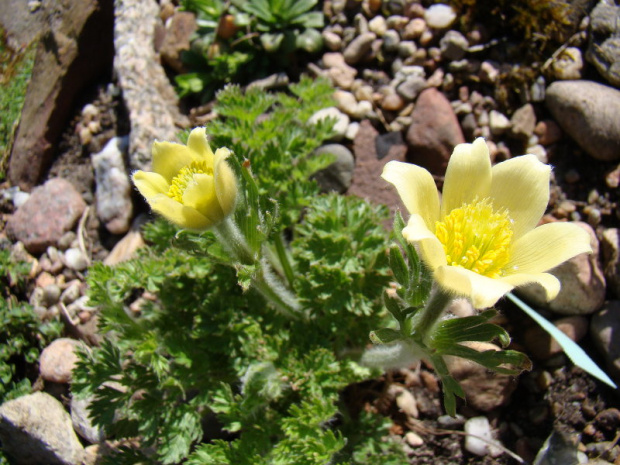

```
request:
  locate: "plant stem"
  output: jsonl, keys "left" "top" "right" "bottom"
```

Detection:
{"left": 272, "top": 232, "right": 295, "bottom": 290}
{"left": 212, "top": 216, "right": 254, "bottom": 264}
{"left": 409, "top": 286, "right": 452, "bottom": 346}
{"left": 252, "top": 259, "right": 303, "bottom": 320}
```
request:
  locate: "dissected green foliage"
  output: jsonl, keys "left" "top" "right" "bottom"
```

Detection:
{"left": 0, "top": 250, "right": 62, "bottom": 403}
{"left": 176, "top": 0, "right": 324, "bottom": 100}
{"left": 0, "top": 30, "right": 35, "bottom": 179}
{"left": 73, "top": 79, "right": 409, "bottom": 464}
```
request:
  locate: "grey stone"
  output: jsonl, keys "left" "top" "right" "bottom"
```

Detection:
{"left": 71, "top": 396, "right": 105, "bottom": 444}
{"left": 439, "top": 30, "right": 469, "bottom": 61}
{"left": 5, "top": 178, "right": 86, "bottom": 254}
{"left": 546, "top": 80, "right": 620, "bottom": 161}
{"left": 591, "top": 301, "right": 620, "bottom": 382}
{"left": 343, "top": 32, "right": 376, "bottom": 64}
{"left": 92, "top": 136, "right": 133, "bottom": 235}
{"left": 115, "top": 0, "right": 188, "bottom": 172}
{"left": 510, "top": 103, "right": 537, "bottom": 140}
{"left": 313, "top": 144, "right": 355, "bottom": 193}
{"left": 0, "top": 392, "right": 84, "bottom": 465}
{"left": 396, "top": 75, "right": 427, "bottom": 101}
{"left": 587, "top": 0, "right": 620, "bottom": 87}
{"left": 382, "top": 29, "right": 401, "bottom": 53}
{"left": 375, "top": 131, "right": 405, "bottom": 160}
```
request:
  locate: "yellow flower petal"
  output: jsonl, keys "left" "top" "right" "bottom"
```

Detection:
{"left": 403, "top": 214, "right": 447, "bottom": 270}
{"left": 213, "top": 148, "right": 237, "bottom": 217}
{"left": 489, "top": 154, "right": 551, "bottom": 239}
{"left": 501, "top": 272, "right": 561, "bottom": 301}
{"left": 152, "top": 141, "right": 198, "bottom": 182}
{"left": 148, "top": 193, "right": 213, "bottom": 230}
{"left": 132, "top": 171, "right": 169, "bottom": 199}
{"left": 435, "top": 265, "right": 514, "bottom": 309}
{"left": 382, "top": 160, "right": 440, "bottom": 231}
{"left": 187, "top": 127, "right": 215, "bottom": 164}
{"left": 441, "top": 138, "right": 491, "bottom": 217}
{"left": 181, "top": 173, "right": 225, "bottom": 223}
{"left": 507, "top": 222, "right": 593, "bottom": 275}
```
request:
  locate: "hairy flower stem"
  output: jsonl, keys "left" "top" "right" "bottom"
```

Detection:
{"left": 213, "top": 217, "right": 303, "bottom": 319}
{"left": 409, "top": 286, "right": 453, "bottom": 346}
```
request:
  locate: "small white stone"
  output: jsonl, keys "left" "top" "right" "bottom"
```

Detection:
{"left": 63, "top": 248, "right": 89, "bottom": 271}
{"left": 405, "top": 431, "right": 424, "bottom": 447}
{"left": 489, "top": 110, "right": 511, "bottom": 135}
{"left": 527, "top": 144, "right": 548, "bottom": 163}
{"left": 424, "top": 4, "right": 457, "bottom": 29}
{"left": 464, "top": 416, "right": 503, "bottom": 457}
{"left": 345, "top": 122, "right": 360, "bottom": 140}
{"left": 309, "top": 107, "right": 350, "bottom": 140}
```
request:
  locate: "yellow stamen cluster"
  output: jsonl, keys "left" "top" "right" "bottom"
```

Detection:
{"left": 167, "top": 161, "right": 212, "bottom": 202}
{"left": 435, "top": 199, "right": 513, "bottom": 278}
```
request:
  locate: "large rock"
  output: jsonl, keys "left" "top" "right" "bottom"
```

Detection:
{"left": 5, "top": 178, "right": 86, "bottom": 254}
{"left": 312, "top": 144, "right": 355, "bottom": 193}
{"left": 587, "top": 0, "right": 620, "bottom": 87}
{"left": 7, "top": 0, "right": 114, "bottom": 190}
{"left": 91, "top": 136, "right": 133, "bottom": 234}
{"left": 0, "top": 392, "right": 84, "bottom": 465}
{"left": 405, "top": 87, "right": 465, "bottom": 175}
{"left": 115, "top": 0, "right": 188, "bottom": 172}
{"left": 519, "top": 222, "right": 606, "bottom": 315}
{"left": 545, "top": 80, "right": 620, "bottom": 161}
{"left": 348, "top": 120, "right": 407, "bottom": 214}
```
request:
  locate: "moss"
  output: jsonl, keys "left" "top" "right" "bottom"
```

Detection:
{"left": 0, "top": 29, "right": 36, "bottom": 180}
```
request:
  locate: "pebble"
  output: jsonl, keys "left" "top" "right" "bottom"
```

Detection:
{"left": 322, "top": 30, "right": 342, "bottom": 51}
{"left": 5, "top": 178, "right": 86, "bottom": 255}
{"left": 63, "top": 247, "right": 89, "bottom": 271}
{"left": 489, "top": 110, "right": 511, "bottom": 135}
{"left": 586, "top": 1, "right": 620, "bottom": 87}
{"left": 479, "top": 60, "right": 499, "bottom": 84}
{"left": 424, "top": 3, "right": 457, "bottom": 29}
{"left": 368, "top": 16, "right": 387, "bottom": 36}
{"left": 464, "top": 416, "right": 503, "bottom": 457}
{"left": 312, "top": 144, "right": 355, "bottom": 193}
{"left": 546, "top": 80, "right": 620, "bottom": 161}
{"left": 552, "top": 47, "right": 583, "bottom": 80}
{"left": 0, "top": 392, "right": 84, "bottom": 465}
{"left": 39, "top": 337, "right": 84, "bottom": 383}
{"left": 309, "top": 107, "right": 350, "bottom": 140}
{"left": 403, "top": 18, "right": 426, "bottom": 40}
{"left": 602, "top": 229, "right": 620, "bottom": 296}
{"left": 439, "top": 30, "right": 469, "bottom": 60}
{"left": 71, "top": 395, "right": 105, "bottom": 444}
{"left": 405, "top": 431, "right": 424, "bottom": 447}
{"left": 382, "top": 29, "right": 401, "bottom": 53}
{"left": 387, "top": 384, "right": 419, "bottom": 418}
{"left": 534, "top": 119, "right": 563, "bottom": 146}
{"left": 91, "top": 136, "right": 133, "bottom": 235}
{"left": 510, "top": 103, "right": 537, "bottom": 140}
{"left": 527, "top": 144, "right": 548, "bottom": 163}
{"left": 343, "top": 32, "right": 376, "bottom": 64}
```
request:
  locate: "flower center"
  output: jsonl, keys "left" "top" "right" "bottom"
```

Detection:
{"left": 434, "top": 199, "right": 513, "bottom": 278}
{"left": 167, "top": 161, "right": 212, "bottom": 202}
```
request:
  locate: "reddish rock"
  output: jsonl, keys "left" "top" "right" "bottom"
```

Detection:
{"left": 7, "top": 0, "right": 114, "bottom": 190}
{"left": 159, "top": 11, "right": 197, "bottom": 73}
{"left": 5, "top": 178, "right": 86, "bottom": 254}
{"left": 39, "top": 338, "right": 84, "bottom": 384}
{"left": 524, "top": 315, "right": 589, "bottom": 360}
{"left": 405, "top": 87, "right": 465, "bottom": 175}
{"left": 347, "top": 120, "right": 407, "bottom": 215}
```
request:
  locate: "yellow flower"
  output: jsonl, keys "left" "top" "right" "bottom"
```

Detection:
{"left": 382, "top": 138, "right": 592, "bottom": 309}
{"left": 132, "top": 127, "right": 237, "bottom": 230}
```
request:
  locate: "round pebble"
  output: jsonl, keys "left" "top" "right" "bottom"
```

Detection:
{"left": 424, "top": 4, "right": 456, "bottom": 29}
{"left": 63, "top": 248, "right": 89, "bottom": 271}
{"left": 39, "top": 338, "right": 83, "bottom": 383}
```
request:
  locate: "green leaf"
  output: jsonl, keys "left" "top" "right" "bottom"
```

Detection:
{"left": 508, "top": 293, "right": 618, "bottom": 389}
{"left": 388, "top": 246, "right": 408, "bottom": 288}
{"left": 431, "top": 310, "right": 511, "bottom": 348}
{"left": 430, "top": 354, "right": 465, "bottom": 417}
{"left": 369, "top": 328, "right": 402, "bottom": 344}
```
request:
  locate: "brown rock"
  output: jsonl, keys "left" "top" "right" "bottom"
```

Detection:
{"left": 534, "top": 119, "right": 563, "bottom": 146}
{"left": 602, "top": 228, "right": 620, "bottom": 297}
{"left": 5, "top": 178, "right": 86, "bottom": 254}
{"left": 510, "top": 103, "right": 537, "bottom": 140}
{"left": 39, "top": 338, "right": 84, "bottom": 384}
{"left": 348, "top": 120, "right": 407, "bottom": 215}
{"left": 446, "top": 342, "right": 518, "bottom": 411}
{"left": 405, "top": 87, "right": 465, "bottom": 175}
{"left": 7, "top": 0, "right": 114, "bottom": 190}
{"left": 591, "top": 301, "right": 620, "bottom": 381}
{"left": 524, "top": 315, "right": 589, "bottom": 360}
{"left": 159, "top": 11, "right": 197, "bottom": 73}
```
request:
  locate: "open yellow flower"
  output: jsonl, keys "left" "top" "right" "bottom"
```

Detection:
{"left": 132, "top": 127, "right": 237, "bottom": 230}
{"left": 383, "top": 138, "right": 592, "bottom": 309}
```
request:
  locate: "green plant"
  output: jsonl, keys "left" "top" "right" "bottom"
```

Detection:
{"left": 0, "top": 250, "right": 62, "bottom": 403}
{"left": 72, "top": 78, "right": 409, "bottom": 464}
{"left": 0, "top": 30, "right": 35, "bottom": 180}
{"left": 175, "top": 0, "right": 325, "bottom": 100}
